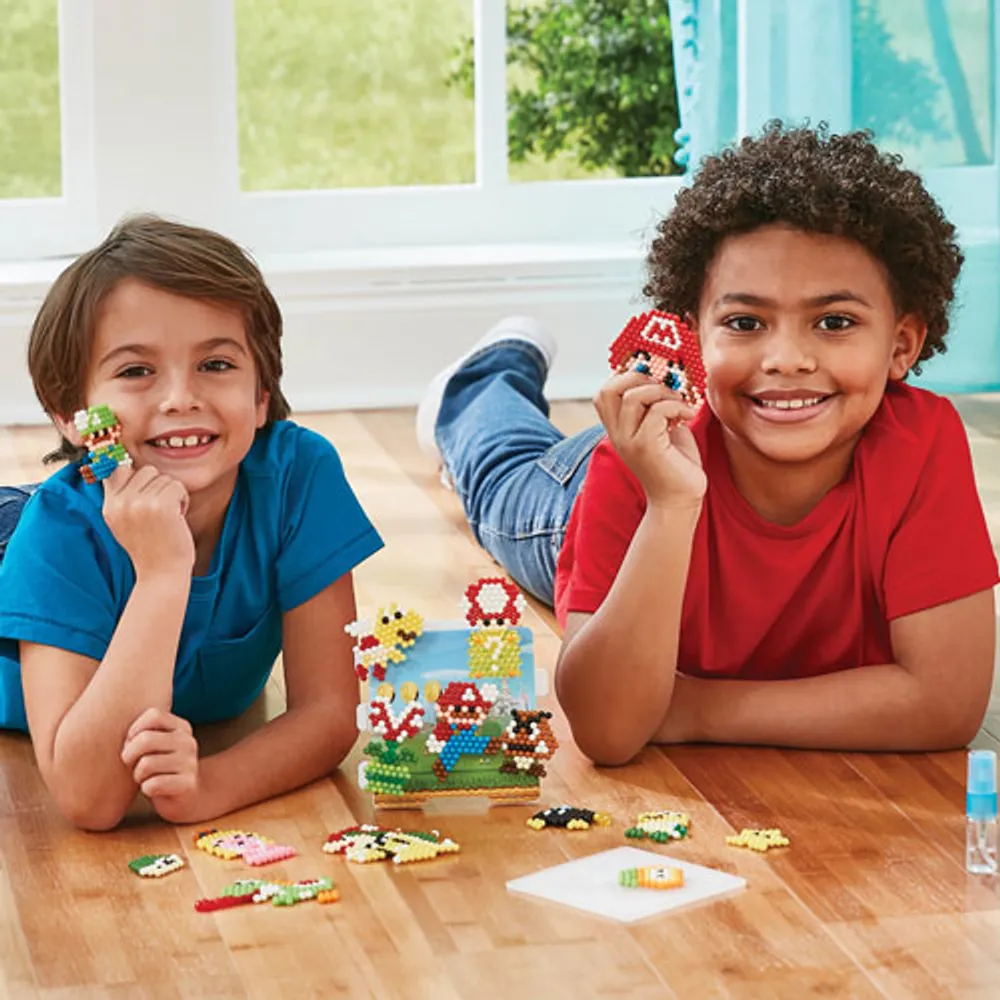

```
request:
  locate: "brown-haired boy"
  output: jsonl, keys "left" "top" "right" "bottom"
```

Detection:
{"left": 0, "top": 215, "right": 381, "bottom": 829}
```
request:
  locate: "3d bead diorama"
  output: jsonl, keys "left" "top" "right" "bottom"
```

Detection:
{"left": 349, "top": 577, "right": 557, "bottom": 807}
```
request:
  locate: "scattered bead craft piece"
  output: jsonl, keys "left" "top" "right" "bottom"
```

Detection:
{"left": 618, "top": 866, "right": 685, "bottom": 890}
{"left": 194, "top": 828, "right": 297, "bottom": 866}
{"left": 323, "top": 824, "right": 460, "bottom": 865}
{"left": 624, "top": 810, "right": 691, "bottom": 843}
{"left": 194, "top": 877, "right": 338, "bottom": 912}
{"left": 726, "top": 828, "right": 790, "bottom": 852}
{"left": 527, "top": 805, "right": 612, "bottom": 831}
{"left": 128, "top": 853, "right": 185, "bottom": 878}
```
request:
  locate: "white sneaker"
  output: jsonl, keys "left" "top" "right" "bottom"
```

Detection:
{"left": 415, "top": 315, "right": 558, "bottom": 467}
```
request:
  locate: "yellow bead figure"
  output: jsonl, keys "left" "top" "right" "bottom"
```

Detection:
{"left": 726, "top": 828, "right": 790, "bottom": 852}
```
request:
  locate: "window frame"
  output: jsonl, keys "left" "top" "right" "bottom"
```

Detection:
{"left": 0, "top": 0, "right": 683, "bottom": 264}
{"left": 222, "top": 0, "right": 684, "bottom": 254}
{"left": 0, "top": 1, "right": 994, "bottom": 267}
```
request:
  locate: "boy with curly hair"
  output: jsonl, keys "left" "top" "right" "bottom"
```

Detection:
{"left": 416, "top": 123, "right": 999, "bottom": 763}
{"left": 0, "top": 215, "right": 381, "bottom": 829}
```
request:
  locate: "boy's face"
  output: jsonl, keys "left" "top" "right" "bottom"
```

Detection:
{"left": 692, "top": 224, "right": 925, "bottom": 467}
{"left": 61, "top": 279, "right": 269, "bottom": 502}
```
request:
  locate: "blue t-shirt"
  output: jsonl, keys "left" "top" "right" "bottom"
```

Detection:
{"left": 0, "top": 420, "right": 383, "bottom": 731}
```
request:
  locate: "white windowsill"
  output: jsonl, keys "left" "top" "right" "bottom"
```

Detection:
{"left": 0, "top": 240, "right": 646, "bottom": 295}
{"left": 0, "top": 240, "right": 646, "bottom": 425}
{"left": 260, "top": 240, "right": 644, "bottom": 273}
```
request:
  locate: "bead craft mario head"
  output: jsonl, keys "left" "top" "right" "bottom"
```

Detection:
{"left": 608, "top": 310, "right": 706, "bottom": 408}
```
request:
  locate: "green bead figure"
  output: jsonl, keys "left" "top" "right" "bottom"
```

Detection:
{"left": 127, "top": 853, "right": 185, "bottom": 878}
{"left": 74, "top": 404, "right": 132, "bottom": 484}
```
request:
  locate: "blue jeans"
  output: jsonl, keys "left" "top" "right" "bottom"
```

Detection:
{"left": 0, "top": 486, "right": 37, "bottom": 564}
{"left": 436, "top": 340, "right": 604, "bottom": 606}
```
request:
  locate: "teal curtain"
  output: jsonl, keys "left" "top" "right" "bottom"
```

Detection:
{"left": 667, "top": 0, "right": 737, "bottom": 170}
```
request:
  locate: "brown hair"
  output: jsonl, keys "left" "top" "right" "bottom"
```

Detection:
{"left": 28, "top": 213, "right": 291, "bottom": 462}
{"left": 644, "top": 122, "right": 964, "bottom": 376}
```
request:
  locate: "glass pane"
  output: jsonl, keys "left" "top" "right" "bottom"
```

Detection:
{"left": 235, "top": 0, "right": 475, "bottom": 191}
{"left": 851, "top": 0, "right": 994, "bottom": 168}
{"left": 505, "top": 0, "right": 683, "bottom": 182}
{"left": 0, "top": 0, "right": 61, "bottom": 198}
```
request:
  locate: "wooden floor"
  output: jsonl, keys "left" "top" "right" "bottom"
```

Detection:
{"left": 2, "top": 404, "right": 1000, "bottom": 999}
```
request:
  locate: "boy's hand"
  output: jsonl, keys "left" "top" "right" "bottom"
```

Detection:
{"left": 102, "top": 465, "right": 195, "bottom": 578}
{"left": 122, "top": 708, "right": 204, "bottom": 823}
{"left": 594, "top": 371, "right": 707, "bottom": 508}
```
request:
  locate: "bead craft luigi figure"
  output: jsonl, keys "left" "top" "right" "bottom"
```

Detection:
{"left": 74, "top": 404, "right": 132, "bottom": 484}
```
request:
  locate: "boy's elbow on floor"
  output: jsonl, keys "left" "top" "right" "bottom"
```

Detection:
{"left": 323, "top": 732, "right": 358, "bottom": 774}
{"left": 51, "top": 783, "right": 127, "bottom": 832}
{"left": 588, "top": 747, "right": 642, "bottom": 768}
{"left": 904, "top": 700, "right": 987, "bottom": 752}
{"left": 932, "top": 684, "right": 990, "bottom": 750}
{"left": 941, "top": 711, "right": 986, "bottom": 752}
{"left": 572, "top": 728, "right": 645, "bottom": 768}
{"left": 60, "top": 798, "right": 126, "bottom": 832}
{"left": 323, "top": 712, "right": 360, "bottom": 766}
{"left": 558, "top": 694, "right": 649, "bottom": 766}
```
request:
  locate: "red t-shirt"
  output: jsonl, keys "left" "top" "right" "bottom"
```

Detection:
{"left": 554, "top": 382, "right": 999, "bottom": 679}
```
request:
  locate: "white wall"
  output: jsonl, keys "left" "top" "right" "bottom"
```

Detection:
{"left": 0, "top": 244, "right": 648, "bottom": 425}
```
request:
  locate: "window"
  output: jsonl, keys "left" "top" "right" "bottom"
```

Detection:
{"left": 2, "top": 0, "right": 997, "bottom": 412}
{"left": 2, "top": 2, "right": 993, "bottom": 281}
{"left": 0, "top": 0, "right": 61, "bottom": 198}
{"left": 504, "top": 0, "right": 681, "bottom": 182}
{"left": 235, "top": 0, "right": 476, "bottom": 191}
{"left": 849, "top": 0, "right": 999, "bottom": 392}
{"left": 729, "top": 0, "right": 999, "bottom": 391}
{"left": 0, "top": 0, "right": 93, "bottom": 261}
{"left": 0, "top": 1, "right": 709, "bottom": 261}
{"left": 226, "top": 0, "right": 688, "bottom": 254}
{"left": 851, "top": 0, "right": 993, "bottom": 169}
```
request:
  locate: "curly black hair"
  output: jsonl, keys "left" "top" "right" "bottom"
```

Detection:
{"left": 644, "top": 121, "right": 964, "bottom": 374}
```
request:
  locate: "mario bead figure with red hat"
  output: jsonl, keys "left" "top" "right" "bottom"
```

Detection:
{"left": 425, "top": 681, "right": 502, "bottom": 782}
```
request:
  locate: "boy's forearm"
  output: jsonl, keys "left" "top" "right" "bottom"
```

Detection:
{"left": 50, "top": 574, "right": 187, "bottom": 828}
{"left": 663, "top": 664, "right": 984, "bottom": 752}
{"left": 194, "top": 701, "right": 359, "bottom": 822}
{"left": 557, "top": 503, "right": 700, "bottom": 764}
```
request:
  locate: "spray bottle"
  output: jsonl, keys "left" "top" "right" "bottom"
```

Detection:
{"left": 966, "top": 748, "right": 998, "bottom": 875}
